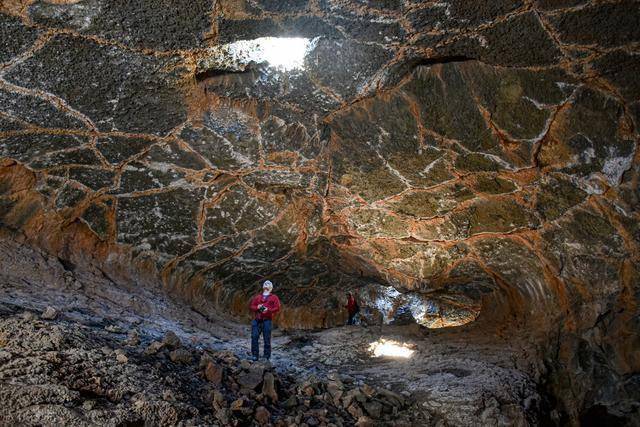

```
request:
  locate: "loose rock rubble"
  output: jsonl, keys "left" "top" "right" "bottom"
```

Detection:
{"left": 0, "top": 304, "right": 426, "bottom": 426}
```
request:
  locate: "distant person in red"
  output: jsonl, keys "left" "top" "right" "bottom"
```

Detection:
{"left": 346, "top": 292, "right": 359, "bottom": 325}
{"left": 249, "top": 280, "right": 281, "bottom": 361}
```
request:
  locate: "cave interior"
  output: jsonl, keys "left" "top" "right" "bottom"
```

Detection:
{"left": 0, "top": 0, "right": 639, "bottom": 425}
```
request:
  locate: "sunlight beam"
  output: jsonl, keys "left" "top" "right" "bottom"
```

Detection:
{"left": 369, "top": 339, "right": 415, "bottom": 358}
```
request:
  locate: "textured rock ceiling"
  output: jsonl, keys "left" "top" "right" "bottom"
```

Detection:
{"left": 1, "top": 0, "right": 639, "bottom": 421}
{"left": 1, "top": 0, "right": 639, "bottom": 326}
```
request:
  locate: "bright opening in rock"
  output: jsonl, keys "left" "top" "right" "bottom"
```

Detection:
{"left": 1, "top": 0, "right": 638, "bottom": 425}
{"left": 227, "top": 37, "right": 314, "bottom": 71}
{"left": 369, "top": 339, "right": 415, "bottom": 358}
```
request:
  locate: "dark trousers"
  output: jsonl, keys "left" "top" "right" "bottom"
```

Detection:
{"left": 347, "top": 312, "right": 357, "bottom": 325}
{"left": 251, "top": 319, "right": 272, "bottom": 359}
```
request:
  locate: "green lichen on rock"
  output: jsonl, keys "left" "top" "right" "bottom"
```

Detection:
{"left": 402, "top": 63, "right": 499, "bottom": 155}
{"left": 116, "top": 187, "right": 204, "bottom": 256}
{"left": 69, "top": 167, "right": 115, "bottom": 191}
{"left": 0, "top": 13, "right": 41, "bottom": 63}
{"left": 203, "top": 186, "right": 279, "bottom": 242}
{"left": 117, "top": 162, "right": 185, "bottom": 194}
{"left": 541, "top": 207, "right": 627, "bottom": 287}
{"left": 55, "top": 183, "right": 86, "bottom": 210}
{"left": 28, "top": 0, "right": 213, "bottom": 50}
{"left": 473, "top": 237, "right": 548, "bottom": 301}
{"left": 470, "top": 175, "right": 517, "bottom": 194}
{"left": 538, "top": 87, "right": 635, "bottom": 187}
{"left": 535, "top": 174, "right": 586, "bottom": 221}
{"left": 461, "top": 64, "right": 576, "bottom": 143}
{"left": 369, "top": 240, "right": 467, "bottom": 282}
{"left": 337, "top": 166, "right": 406, "bottom": 202}
{"left": 81, "top": 201, "right": 110, "bottom": 240}
{"left": 454, "top": 153, "right": 504, "bottom": 172}
{"left": 451, "top": 197, "right": 538, "bottom": 236}
{"left": 5, "top": 35, "right": 188, "bottom": 136}
{"left": 96, "top": 136, "right": 154, "bottom": 165}
{"left": 350, "top": 208, "right": 408, "bottom": 238}
{"left": 0, "top": 134, "right": 84, "bottom": 165}
{"left": 391, "top": 184, "right": 474, "bottom": 218}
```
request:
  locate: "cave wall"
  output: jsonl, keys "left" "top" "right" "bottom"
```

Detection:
{"left": 1, "top": 0, "right": 639, "bottom": 422}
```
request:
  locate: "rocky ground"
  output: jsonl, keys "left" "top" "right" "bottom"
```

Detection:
{"left": 0, "top": 237, "right": 547, "bottom": 426}
{"left": 0, "top": 307, "right": 423, "bottom": 426}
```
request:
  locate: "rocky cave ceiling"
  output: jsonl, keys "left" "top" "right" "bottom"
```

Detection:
{"left": 0, "top": 0, "right": 638, "bottom": 332}
{"left": 1, "top": 0, "right": 640, "bottom": 423}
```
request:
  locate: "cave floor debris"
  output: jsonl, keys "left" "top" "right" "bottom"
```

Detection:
{"left": 0, "top": 237, "right": 545, "bottom": 425}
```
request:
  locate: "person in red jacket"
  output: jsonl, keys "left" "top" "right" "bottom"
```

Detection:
{"left": 346, "top": 292, "right": 359, "bottom": 325}
{"left": 249, "top": 280, "right": 281, "bottom": 361}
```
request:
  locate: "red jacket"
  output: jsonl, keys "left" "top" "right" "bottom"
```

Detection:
{"left": 347, "top": 296, "right": 358, "bottom": 315}
{"left": 249, "top": 293, "right": 281, "bottom": 320}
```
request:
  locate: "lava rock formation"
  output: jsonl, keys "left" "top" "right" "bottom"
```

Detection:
{"left": 1, "top": 0, "right": 639, "bottom": 425}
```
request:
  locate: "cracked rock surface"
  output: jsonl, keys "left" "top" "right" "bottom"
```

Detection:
{"left": 1, "top": 0, "right": 639, "bottom": 425}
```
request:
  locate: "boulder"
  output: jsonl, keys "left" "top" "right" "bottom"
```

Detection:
{"left": 169, "top": 348, "right": 192, "bottom": 363}
{"left": 41, "top": 306, "right": 58, "bottom": 320}
{"left": 238, "top": 365, "right": 265, "bottom": 390}
{"left": 230, "top": 398, "right": 244, "bottom": 411}
{"left": 215, "top": 408, "right": 232, "bottom": 424}
{"left": 205, "top": 361, "right": 223, "bottom": 385}
{"left": 348, "top": 403, "right": 364, "bottom": 419}
{"left": 212, "top": 390, "right": 226, "bottom": 410}
{"left": 105, "top": 324, "right": 123, "bottom": 333}
{"left": 342, "top": 388, "right": 366, "bottom": 408}
{"left": 125, "top": 329, "right": 140, "bottom": 346}
{"left": 199, "top": 354, "right": 213, "bottom": 369}
{"left": 144, "top": 341, "right": 164, "bottom": 356}
{"left": 230, "top": 398, "right": 253, "bottom": 416}
{"left": 355, "top": 416, "right": 375, "bottom": 427}
{"left": 282, "top": 395, "right": 298, "bottom": 409}
{"left": 262, "top": 372, "right": 278, "bottom": 402}
{"left": 327, "top": 381, "right": 344, "bottom": 403}
{"left": 255, "top": 406, "right": 270, "bottom": 425}
{"left": 21, "top": 311, "right": 37, "bottom": 321}
{"left": 162, "top": 331, "right": 181, "bottom": 348}
{"left": 361, "top": 384, "right": 376, "bottom": 398}
{"left": 377, "top": 388, "right": 406, "bottom": 407}
{"left": 363, "top": 400, "right": 382, "bottom": 419}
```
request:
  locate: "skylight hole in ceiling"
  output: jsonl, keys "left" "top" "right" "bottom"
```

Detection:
{"left": 228, "top": 37, "right": 316, "bottom": 71}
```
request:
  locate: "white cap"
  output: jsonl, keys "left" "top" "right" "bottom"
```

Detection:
{"left": 262, "top": 280, "right": 273, "bottom": 290}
